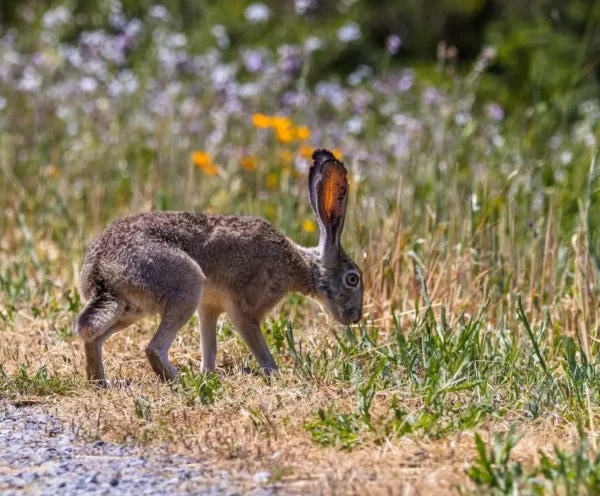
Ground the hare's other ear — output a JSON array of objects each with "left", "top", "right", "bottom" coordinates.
[{"left": 309, "top": 149, "right": 349, "bottom": 260}]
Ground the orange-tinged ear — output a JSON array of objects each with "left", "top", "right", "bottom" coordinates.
[{"left": 321, "top": 161, "right": 348, "bottom": 227}]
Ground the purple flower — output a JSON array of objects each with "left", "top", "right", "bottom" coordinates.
[
  {"left": 397, "top": 70, "right": 414, "bottom": 93},
  {"left": 386, "top": 34, "right": 401, "bottom": 55},
  {"left": 423, "top": 87, "right": 440, "bottom": 105},
  {"left": 243, "top": 50, "right": 263, "bottom": 73},
  {"left": 485, "top": 102, "right": 504, "bottom": 121}
]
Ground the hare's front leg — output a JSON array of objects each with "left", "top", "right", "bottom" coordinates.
[
  {"left": 229, "top": 312, "right": 278, "bottom": 375},
  {"left": 198, "top": 306, "right": 220, "bottom": 373}
]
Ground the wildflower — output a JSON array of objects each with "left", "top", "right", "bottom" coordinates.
[
  {"left": 299, "top": 145, "right": 313, "bottom": 158},
  {"left": 240, "top": 155, "right": 258, "bottom": 171},
  {"left": 252, "top": 113, "right": 271, "bottom": 128},
  {"left": 264, "top": 204, "right": 276, "bottom": 217},
  {"left": 277, "top": 149, "right": 294, "bottom": 163},
  {"left": 270, "top": 116, "right": 292, "bottom": 130},
  {"left": 337, "top": 23, "right": 361, "bottom": 43},
  {"left": 270, "top": 116, "right": 295, "bottom": 142},
  {"left": 243, "top": 50, "right": 263, "bottom": 73},
  {"left": 244, "top": 3, "right": 271, "bottom": 23},
  {"left": 45, "top": 165, "right": 60, "bottom": 179},
  {"left": 302, "top": 219, "right": 316, "bottom": 232},
  {"left": 560, "top": 150, "right": 573, "bottom": 165},
  {"left": 485, "top": 102, "right": 504, "bottom": 122},
  {"left": 192, "top": 151, "right": 211, "bottom": 168},
  {"left": 211, "top": 24, "right": 230, "bottom": 49},
  {"left": 266, "top": 173, "right": 278, "bottom": 189},
  {"left": 332, "top": 149, "right": 343, "bottom": 160},
  {"left": 296, "top": 126, "right": 311, "bottom": 140},
  {"left": 276, "top": 126, "right": 295, "bottom": 143},
  {"left": 203, "top": 164, "right": 219, "bottom": 176},
  {"left": 386, "top": 34, "right": 402, "bottom": 55}
]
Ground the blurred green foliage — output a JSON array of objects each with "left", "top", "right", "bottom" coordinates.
[{"left": 2, "top": 0, "right": 600, "bottom": 112}]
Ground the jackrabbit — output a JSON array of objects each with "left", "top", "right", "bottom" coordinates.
[{"left": 75, "top": 149, "right": 363, "bottom": 386}]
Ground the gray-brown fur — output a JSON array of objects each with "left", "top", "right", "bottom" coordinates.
[{"left": 75, "top": 149, "right": 363, "bottom": 386}]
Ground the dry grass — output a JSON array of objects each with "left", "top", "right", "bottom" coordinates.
[{"left": 2, "top": 210, "right": 599, "bottom": 493}]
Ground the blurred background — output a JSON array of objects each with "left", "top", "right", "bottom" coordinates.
[{"left": 2, "top": 0, "right": 600, "bottom": 113}]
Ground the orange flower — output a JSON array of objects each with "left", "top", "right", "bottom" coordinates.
[
  {"left": 276, "top": 126, "right": 295, "bottom": 143},
  {"left": 332, "top": 148, "right": 343, "bottom": 160},
  {"left": 203, "top": 164, "right": 219, "bottom": 176},
  {"left": 252, "top": 113, "right": 271, "bottom": 128},
  {"left": 296, "top": 126, "right": 311, "bottom": 140},
  {"left": 240, "top": 155, "right": 258, "bottom": 171},
  {"left": 192, "top": 151, "right": 211, "bottom": 168},
  {"left": 271, "top": 116, "right": 292, "bottom": 130},
  {"left": 277, "top": 149, "right": 294, "bottom": 163},
  {"left": 299, "top": 145, "right": 313, "bottom": 158}
]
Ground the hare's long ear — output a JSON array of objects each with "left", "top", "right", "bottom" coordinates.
[{"left": 309, "top": 149, "right": 348, "bottom": 261}]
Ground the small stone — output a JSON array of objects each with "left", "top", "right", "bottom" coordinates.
[
  {"left": 109, "top": 477, "right": 119, "bottom": 487},
  {"left": 253, "top": 471, "right": 270, "bottom": 484}
]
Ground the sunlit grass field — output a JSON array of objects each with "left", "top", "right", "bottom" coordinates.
[{"left": 3, "top": 5, "right": 600, "bottom": 494}]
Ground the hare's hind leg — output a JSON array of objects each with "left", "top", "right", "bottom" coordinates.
[
  {"left": 145, "top": 254, "right": 205, "bottom": 382},
  {"left": 76, "top": 295, "right": 127, "bottom": 387}
]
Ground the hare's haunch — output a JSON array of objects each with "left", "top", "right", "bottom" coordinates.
[{"left": 75, "top": 149, "right": 364, "bottom": 387}]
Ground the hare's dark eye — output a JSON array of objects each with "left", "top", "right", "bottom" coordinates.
[{"left": 344, "top": 270, "right": 360, "bottom": 288}]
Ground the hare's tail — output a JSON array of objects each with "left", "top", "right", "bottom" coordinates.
[{"left": 75, "top": 293, "right": 125, "bottom": 343}]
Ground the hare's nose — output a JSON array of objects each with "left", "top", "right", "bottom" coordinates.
[{"left": 350, "top": 310, "right": 362, "bottom": 324}]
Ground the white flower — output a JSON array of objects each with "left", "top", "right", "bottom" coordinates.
[
  {"left": 149, "top": 5, "right": 170, "bottom": 20},
  {"left": 42, "top": 6, "right": 72, "bottom": 30},
  {"left": 346, "top": 116, "right": 363, "bottom": 134},
  {"left": 560, "top": 150, "right": 573, "bottom": 165},
  {"left": 295, "top": 0, "right": 314, "bottom": 15},
  {"left": 244, "top": 3, "right": 271, "bottom": 24},
  {"left": 211, "top": 25, "right": 230, "bottom": 49},
  {"left": 18, "top": 67, "right": 42, "bottom": 92},
  {"left": 337, "top": 23, "right": 361, "bottom": 43},
  {"left": 455, "top": 112, "right": 472, "bottom": 126},
  {"left": 0, "top": 96, "right": 6, "bottom": 110},
  {"left": 166, "top": 33, "right": 187, "bottom": 48},
  {"left": 79, "top": 77, "right": 98, "bottom": 93},
  {"left": 304, "top": 36, "right": 322, "bottom": 53}
]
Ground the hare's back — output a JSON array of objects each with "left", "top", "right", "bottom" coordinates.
[{"left": 79, "top": 211, "right": 298, "bottom": 300}]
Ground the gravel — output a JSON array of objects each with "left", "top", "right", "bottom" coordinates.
[{"left": 0, "top": 403, "right": 281, "bottom": 495}]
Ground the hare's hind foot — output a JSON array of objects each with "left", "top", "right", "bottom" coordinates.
[{"left": 77, "top": 295, "right": 131, "bottom": 387}]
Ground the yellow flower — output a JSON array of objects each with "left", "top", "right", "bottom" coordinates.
[
  {"left": 266, "top": 173, "right": 278, "bottom": 189},
  {"left": 299, "top": 145, "right": 313, "bottom": 158},
  {"left": 332, "top": 148, "right": 343, "bottom": 160},
  {"left": 192, "top": 151, "right": 211, "bottom": 168},
  {"left": 277, "top": 149, "right": 293, "bottom": 163},
  {"left": 264, "top": 204, "right": 276, "bottom": 217},
  {"left": 240, "top": 155, "right": 258, "bottom": 171},
  {"left": 302, "top": 219, "right": 316, "bottom": 232},
  {"left": 296, "top": 126, "right": 311, "bottom": 140},
  {"left": 252, "top": 113, "right": 272, "bottom": 128},
  {"left": 45, "top": 164, "right": 60, "bottom": 179}
]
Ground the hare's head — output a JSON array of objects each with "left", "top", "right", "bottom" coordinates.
[{"left": 308, "top": 149, "right": 363, "bottom": 325}]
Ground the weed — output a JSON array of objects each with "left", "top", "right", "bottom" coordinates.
[{"left": 176, "top": 367, "right": 224, "bottom": 406}]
